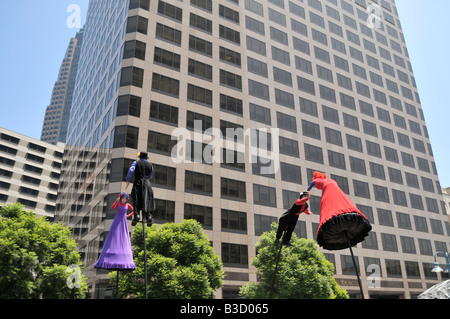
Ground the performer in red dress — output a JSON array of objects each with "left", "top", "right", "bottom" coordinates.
[{"left": 307, "top": 172, "right": 371, "bottom": 250}]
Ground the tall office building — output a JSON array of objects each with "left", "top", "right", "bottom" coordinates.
[
  {"left": 0, "top": 127, "right": 64, "bottom": 220},
  {"left": 56, "top": 0, "right": 450, "bottom": 298},
  {"left": 41, "top": 29, "right": 84, "bottom": 145}
]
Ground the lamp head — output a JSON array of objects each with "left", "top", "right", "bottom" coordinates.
[{"left": 431, "top": 262, "right": 444, "bottom": 273}]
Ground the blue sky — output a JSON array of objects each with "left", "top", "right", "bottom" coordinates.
[{"left": 0, "top": 1, "right": 449, "bottom": 187}]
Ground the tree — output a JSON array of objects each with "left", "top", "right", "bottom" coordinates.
[
  {"left": 240, "top": 223, "right": 348, "bottom": 299},
  {"left": 113, "top": 219, "right": 224, "bottom": 299},
  {"left": 0, "top": 203, "right": 87, "bottom": 299}
]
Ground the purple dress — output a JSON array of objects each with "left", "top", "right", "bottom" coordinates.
[{"left": 94, "top": 202, "right": 136, "bottom": 270}]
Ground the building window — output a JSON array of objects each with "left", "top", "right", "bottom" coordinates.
[
  {"left": 191, "top": 0, "right": 212, "bottom": 12},
  {"left": 219, "top": 25, "right": 240, "bottom": 44},
  {"left": 328, "top": 151, "right": 346, "bottom": 170},
  {"left": 221, "top": 243, "right": 248, "bottom": 267},
  {"left": 221, "top": 209, "right": 247, "bottom": 233},
  {"left": 220, "top": 94, "right": 243, "bottom": 115},
  {"left": 147, "top": 130, "right": 177, "bottom": 155},
  {"left": 279, "top": 136, "right": 299, "bottom": 158},
  {"left": 221, "top": 177, "right": 246, "bottom": 201},
  {"left": 158, "top": 1, "right": 183, "bottom": 22},
  {"left": 113, "top": 125, "right": 139, "bottom": 149},
  {"left": 156, "top": 23, "right": 182, "bottom": 45},
  {"left": 220, "top": 46, "right": 241, "bottom": 66},
  {"left": 186, "top": 111, "right": 212, "bottom": 132},
  {"left": 405, "top": 261, "right": 421, "bottom": 279},
  {"left": 185, "top": 171, "right": 212, "bottom": 195},
  {"left": 247, "top": 57, "right": 268, "bottom": 77},
  {"left": 381, "top": 233, "right": 398, "bottom": 252},
  {"left": 116, "top": 95, "right": 141, "bottom": 118},
  {"left": 153, "top": 164, "right": 176, "bottom": 189},
  {"left": 325, "top": 127, "right": 343, "bottom": 146},
  {"left": 254, "top": 214, "right": 277, "bottom": 236},
  {"left": 150, "top": 101, "right": 178, "bottom": 126},
  {"left": 187, "top": 84, "right": 212, "bottom": 106},
  {"left": 219, "top": 4, "right": 239, "bottom": 23},
  {"left": 220, "top": 70, "right": 242, "bottom": 90},
  {"left": 304, "top": 143, "right": 323, "bottom": 164},
  {"left": 353, "top": 180, "right": 370, "bottom": 199},
  {"left": 154, "top": 47, "right": 180, "bottom": 70},
  {"left": 129, "top": 0, "right": 150, "bottom": 10},
  {"left": 341, "top": 255, "right": 360, "bottom": 275},
  {"left": 126, "top": 16, "right": 148, "bottom": 34},
  {"left": 253, "top": 184, "right": 277, "bottom": 207},
  {"left": 276, "top": 111, "right": 296, "bottom": 133},
  {"left": 248, "top": 79, "right": 270, "bottom": 101},
  {"left": 120, "top": 66, "right": 144, "bottom": 88},
  {"left": 123, "top": 40, "right": 146, "bottom": 60},
  {"left": 385, "top": 259, "right": 402, "bottom": 278},
  {"left": 184, "top": 203, "right": 213, "bottom": 229},
  {"left": 250, "top": 103, "right": 271, "bottom": 125},
  {"left": 189, "top": 59, "right": 213, "bottom": 81},
  {"left": 154, "top": 199, "right": 175, "bottom": 222},
  {"left": 152, "top": 73, "right": 179, "bottom": 97}
]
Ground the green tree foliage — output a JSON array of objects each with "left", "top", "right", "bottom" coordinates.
[
  {"left": 240, "top": 223, "right": 348, "bottom": 299},
  {"left": 113, "top": 219, "right": 224, "bottom": 299},
  {"left": 0, "top": 203, "right": 87, "bottom": 299}
]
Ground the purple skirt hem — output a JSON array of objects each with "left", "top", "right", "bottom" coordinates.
[{"left": 94, "top": 262, "right": 136, "bottom": 270}]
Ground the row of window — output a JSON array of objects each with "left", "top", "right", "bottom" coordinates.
[
  {"left": 120, "top": 93, "right": 431, "bottom": 164},
  {"left": 0, "top": 133, "right": 64, "bottom": 158},
  {"left": 108, "top": 147, "right": 445, "bottom": 216},
  {"left": 152, "top": 194, "right": 449, "bottom": 237},
  {"left": 112, "top": 123, "right": 439, "bottom": 195}
]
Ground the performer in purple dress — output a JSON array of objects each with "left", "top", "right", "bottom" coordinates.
[{"left": 94, "top": 193, "right": 136, "bottom": 270}]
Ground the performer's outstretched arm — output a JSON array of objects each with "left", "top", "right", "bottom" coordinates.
[
  {"left": 127, "top": 204, "right": 134, "bottom": 218},
  {"left": 126, "top": 161, "right": 137, "bottom": 182}
]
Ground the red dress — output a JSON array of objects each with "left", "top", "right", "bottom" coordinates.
[{"left": 309, "top": 177, "right": 372, "bottom": 250}]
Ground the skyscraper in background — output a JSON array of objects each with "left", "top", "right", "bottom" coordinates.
[
  {"left": 41, "top": 29, "right": 84, "bottom": 145},
  {"left": 55, "top": 0, "right": 450, "bottom": 298}
]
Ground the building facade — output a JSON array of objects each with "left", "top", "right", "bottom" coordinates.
[
  {"left": 56, "top": 0, "right": 449, "bottom": 298},
  {"left": 442, "top": 187, "right": 450, "bottom": 224},
  {"left": 41, "top": 29, "right": 84, "bottom": 145},
  {"left": 0, "top": 127, "right": 64, "bottom": 220}
]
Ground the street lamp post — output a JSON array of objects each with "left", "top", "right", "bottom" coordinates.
[{"left": 431, "top": 251, "right": 450, "bottom": 274}]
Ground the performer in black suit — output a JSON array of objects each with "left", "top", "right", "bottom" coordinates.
[
  {"left": 275, "top": 192, "right": 311, "bottom": 245},
  {"left": 126, "top": 152, "right": 156, "bottom": 226}
]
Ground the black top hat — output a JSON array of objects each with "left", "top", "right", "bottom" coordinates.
[{"left": 137, "top": 152, "right": 148, "bottom": 159}]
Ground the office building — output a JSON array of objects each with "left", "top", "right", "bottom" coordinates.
[
  {"left": 55, "top": 0, "right": 450, "bottom": 298},
  {"left": 442, "top": 187, "right": 450, "bottom": 224},
  {"left": 41, "top": 29, "right": 84, "bottom": 145},
  {"left": 0, "top": 127, "right": 64, "bottom": 220}
]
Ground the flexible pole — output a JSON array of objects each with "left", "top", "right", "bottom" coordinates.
[
  {"left": 345, "top": 231, "right": 365, "bottom": 299},
  {"left": 143, "top": 215, "right": 148, "bottom": 299},
  {"left": 270, "top": 231, "right": 285, "bottom": 299},
  {"left": 115, "top": 271, "right": 119, "bottom": 299}
]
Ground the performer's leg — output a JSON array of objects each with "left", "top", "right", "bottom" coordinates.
[
  {"left": 282, "top": 224, "right": 295, "bottom": 245},
  {"left": 145, "top": 211, "right": 153, "bottom": 226},
  {"left": 275, "top": 220, "right": 287, "bottom": 243},
  {"left": 132, "top": 210, "right": 141, "bottom": 226}
]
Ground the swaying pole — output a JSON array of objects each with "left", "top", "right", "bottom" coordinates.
[
  {"left": 270, "top": 231, "right": 285, "bottom": 299},
  {"left": 142, "top": 218, "right": 148, "bottom": 299},
  {"left": 345, "top": 231, "right": 365, "bottom": 299}
]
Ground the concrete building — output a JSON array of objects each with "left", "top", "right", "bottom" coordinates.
[
  {"left": 41, "top": 29, "right": 84, "bottom": 145},
  {"left": 0, "top": 127, "right": 64, "bottom": 220},
  {"left": 55, "top": 0, "right": 449, "bottom": 298},
  {"left": 442, "top": 187, "right": 450, "bottom": 224}
]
